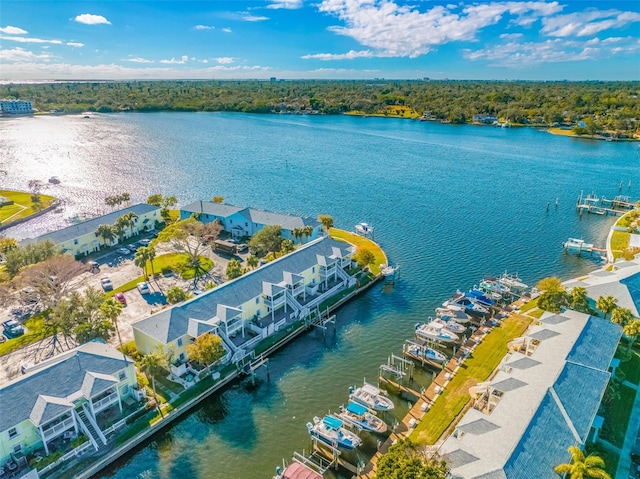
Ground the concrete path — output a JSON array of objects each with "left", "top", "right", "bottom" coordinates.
[{"left": 616, "top": 381, "right": 640, "bottom": 479}]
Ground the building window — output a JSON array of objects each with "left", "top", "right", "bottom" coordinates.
[
  {"left": 8, "top": 428, "right": 17, "bottom": 439},
  {"left": 119, "top": 371, "right": 126, "bottom": 381},
  {"left": 177, "top": 338, "right": 183, "bottom": 347},
  {"left": 312, "top": 267, "right": 315, "bottom": 273},
  {"left": 245, "top": 222, "right": 248, "bottom": 227},
  {"left": 13, "top": 444, "right": 21, "bottom": 454},
  {"left": 179, "top": 353, "right": 185, "bottom": 361},
  {"left": 255, "top": 297, "right": 259, "bottom": 304},
  {"left": 74, "top": 239, "right": 78, "bottom": 245}
]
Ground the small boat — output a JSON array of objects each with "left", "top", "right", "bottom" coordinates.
[
  {"left": 465, "top": 289, "right": 496, "bottom": 307},
  {"left": 443, "top": 293, "right": 489, "bottom": 318},
  {"left": 431, "top": 317, "right": 466, "bottom": 334},
  {"left": 406, "top": 341, "right": 447, "bottom": 363},
  {"left": 498, "top": 272, "right": 527, "bottom": 291},
  {"left": 415, "top": 321, "right": 459, "bottom": 343},
  {"left": 349, "top": 381, "right": 395, "bottom": 412},
  {"left": 435, "top": 307, "right": 471, "bottom": 324},
  {"left": 479, "top": 278, "right": 510, "bottom": 296},
  {"left": 306, "top": 415, "right": 362, "bottom": 450},
  {"left": 48, "top": 176, "right": 61, "bottom": 184},
  {"left": 336, "top": 402, "right": 387, "bottom": 434},
  {"left": 355, "top": 222, "right": 374, "bottom": 237},
  {"left": 274, "top": 461, "right": 323, "bottom": 479}
]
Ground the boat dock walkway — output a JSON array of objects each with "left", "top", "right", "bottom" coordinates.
[
  {"left": 576, "top": 192, "right": 636, "bottom": 217},
  {"left": 357, "top": 323, "right": 495, "bottom": 478}
]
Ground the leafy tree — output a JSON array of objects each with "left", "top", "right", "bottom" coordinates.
[
  {"left": 100, "top": 297, "right": 124, "bottom": 349},
  {"left": 376, "top": 438, "right": 448, "bottom": 479},
  {"left": 73, "top": 287, "right": 114, "bottom": 344},
  {"left": 157, "top": 218, "right": 213, "bottom": 280},
  {"left": 354, "top": 248, "right": 375, "bottom": 268},
  {"left": 318, "top": 214, "right": 334, "bottom": 231},
  {"left": 280, "top": 239, "right": 295, "bottom": 255},
  {"left": 139, "top": 348, "right": 168, "bottom": 417},
  {"left": 212, "top": 196, "right": 224, "bottom": 203},
  {"left": 4, "top": 240, "right": 59, "bottom": 277},
  {"left": 0, "top": 237, "right": 17, "bottom": 256},
  {"left": 249, "top": 225, "right": 282, "bottom": 256},
  {"left": 596, "top": 295, "right": 618, "bottom": 320},
  {"left": 553, "top": 446, "right": 610, "bottom": 479},
  {"left": 246, "top": 254, "right": 259, "bottom": 270},
  {"left": 96, "top": 224, "right": 116, "bottom": 248},
  {"left": 166, "top": 286, "right": 189, "bottom": 304},
  {"left": 186, "top": 333, "right": 226, "bottom": 377},
  {"left": 146, "top": 194, "right": 163, "bottom": 206},
  {"left": 570, "top": 286, "right": 590, "bottom": 313},
  {"left": 226, "top": 259, "right": 244, "bottom": 280},
  {"left": 27, "top": 179, "right": 44, "bottom": 209},
  {"left": 147, "top": 194, "right": 178, "bottom": 222},
  {"left": 536, "top": 276, "right": 570, "bottom": 313}
]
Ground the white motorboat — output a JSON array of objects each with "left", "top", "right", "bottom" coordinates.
[
  {"left": 336, "top": 402, "right": 387, "bottom": 434},
  {"left": 415, "top": 321, "right": 459, "bottom": 343},
  {"left": 349, "top": 381, "right": 395, "bottom": 412},
  {"left": 306, "top": 415, "right": 362, "bottom": 450}
]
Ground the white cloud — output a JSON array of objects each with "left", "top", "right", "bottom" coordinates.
[
  {"left": 0, "top": 47, "right": 52, "bottom": 62},
  {"left": 123, "top": 56, "right": 154, "bottom": 63},
  {"left": 500, "top": 33, "right": 522, "bottom": 40},
  {"left": 0, "top": 26, "right": 27, "bottom": 34},
  {"left": 74, "top": 14, "right": 111, "bottom": 25},
  {"left": 302, "top": 49, "right": 376, "bottom": 60},
  {"left": 222, "top": 27, "right": 232, "bottom": 33},
  {"left": 1, "top": 35, "right": 62, "bottom": 44},
  {"left": 267, "top": 0, "right": 303, "bottom": 9},
  {"left": 314, "top": 0, "right": 563, "bottom": 59},
  {"left": 67, "top": 42, "right": 84, "bottom": 47},
  {"left": 240, "top": 13, "right": 269, "bottom": 22},
  {"left": 160, "top": 55, "right": 189, "bottom": 64},
  {"left": 214, "top": 57, "right": 234, "bottom": 64},
  {"left": 194, "top": 25, "right": 214, "bottom": 30},
  {"left": 541, "top": 9, "right": 640, "bottom": 37}
]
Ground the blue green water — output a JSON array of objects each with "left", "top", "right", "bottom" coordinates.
[{"left": 1, "top": 113, "right": 638, "bottom": 479}]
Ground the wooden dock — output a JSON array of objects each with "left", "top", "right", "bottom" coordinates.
[{"left": 575, "top": 192, "right": 636, "bottom": 217}]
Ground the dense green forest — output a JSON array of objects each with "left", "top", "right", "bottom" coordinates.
[{"left": 2, "top": 80, "right": 639, "bottom": 134}]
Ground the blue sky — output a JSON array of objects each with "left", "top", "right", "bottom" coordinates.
[{"left": 1, "top": 0, "right": 639, "bottom": 81}]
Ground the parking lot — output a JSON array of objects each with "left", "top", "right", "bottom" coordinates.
[{"left": 0, "top": 236, "right": 247, "bottom": 384}]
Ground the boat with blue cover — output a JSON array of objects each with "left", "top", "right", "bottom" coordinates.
[
  {"left": 405, "top": 341, "right": 447, "bottom": 364},
  {"left": 306, "top": 415, "right": 362, "bottom": 450},
  {"left": 349, "top": 381, "right": 395, "bottom": 412},
  {"left": 336, "top": 402, "right": 387, "bottom": 434},
  {"left": 465, "top": 289, "right": 496, "bottom": 307}
]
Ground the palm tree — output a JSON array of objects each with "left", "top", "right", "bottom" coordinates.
[
  {"left": 114, "top": 217, "right": 128, "bottom": 244},
  {"left": 570, "top": 286, "right": 590, "bottom": 313},
  {"left": 123, "top": 212, "right": 138, "bottom": 237},
  {"left": 623, "top": 319, "right": 640, "bottom": 352},
  {"left": 139, "top": 349, "right": 168, "bottom": 418},
  {"left": 96, "top": 224, "right": 116, "bottom": 249},
  {"left": 302, "top": 225, "right": 314, "bottom": 243},
  {"left": 100, "top": 298, "right": 124, "bottom": 350},
  {"left": 318, "top": 214, "right": 334, "bottom": 232},
  {"left": 596, "top": 295, "right": 618, "bottom": 320},
  {"left": 611, "top": 307, "right": 633, "bottom": 327},
  {"left": 134, "top": 247, "right": 150, "bottom": 278},
  {"left": 292, "top": 227, "right": 304, "bottom": 244},
  {"left": 554, "top": 446, "right": 610, "bottom": 479},
  {"left": 246, "top": 254, "right": 259, "bottom": 270}
]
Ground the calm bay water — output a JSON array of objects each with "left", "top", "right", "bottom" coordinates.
[{"left": 1, "top": 113, "right": 639, "bottom": 479}]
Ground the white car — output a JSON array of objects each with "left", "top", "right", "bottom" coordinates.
[
  {"left": 116, "top": 247, "right": 131, "bottom": 255},
  {"left": 137, "top": 282, "right": 150, "bottom": 295},
  {"left": 138, "top": 239, "right": 151, "bottom": 247},
  {"left": 100, "top": 277, "right": 113, "bottom": 291}
]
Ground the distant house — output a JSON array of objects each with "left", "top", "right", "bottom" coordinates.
[
  {"left": 179, "top": 201, "right": 322, "bottom": 243},
  {"left": 0, "top": 99, "right": 34, "bottom": 115},
  {"left": 19, "top": 203, "right": 161, "bottom": 257},
  {"left": 0, "top": 342, "right": 137, "bottom": 468},
  {"left": 472, "top": 114, "right": 497, "bottom": 124},
  {"left": 132, "top": 236, "right": 355, "bottom": 380},
  {"left": 439, "top": 310, "right": 621, "bottom": 479}
]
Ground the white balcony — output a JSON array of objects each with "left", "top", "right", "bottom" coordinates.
[
  {"left": 92, "top": 391, "right": 120, "bottom": 414},
  {"left": 42, "top": 416, "right": 75, "bottom": 441}
]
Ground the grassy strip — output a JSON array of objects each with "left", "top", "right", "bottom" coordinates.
[
  {"left": 154, "top": 372, "right": 185, "bottom": 395},
  {"left": 518, "top": 297, "right": 539, "bottom": 313},
  {"left": 600, "top": 383, "right": 636, "bottom": 448},
  {"left": 547, "top": 128, "right": 579, "bottom": 137},
  {"left": 610, "top": 230, "right": 630, "bottom": 260},
  {"left": 0, "top": 189, "right": 56, "bottom": 225},
  {"left": 615, "top": 347, "right": 640, "bottom": 385},
  {"left": 528, "top": 308, "right": 544, "bottom": 319},
  {"left": 106, "top": 275, "right": 146, "bottom": 297},
  {"left": 0, "top": 313, "right": 47, "bottom": 356},
  {"left": 329, "top": 228, "right": 386, "bottom": 275},
  {"left": 411, "top": 313, "right": 532, "bottom": 445},
  {"left": 146, "top": 253, "right": 213, "bottom": 280}
]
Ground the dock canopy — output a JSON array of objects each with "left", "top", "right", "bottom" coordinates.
[{"left": 323, "top": 416, "right": 343, "bottom": 429}]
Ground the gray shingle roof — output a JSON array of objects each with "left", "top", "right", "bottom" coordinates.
[
  {"left": 30, "top": 395, "right": 74, "bottom": 427},
  {"left": 19, "top": 203, "right": 160, "bottom": 246},
  {"left": 180, "top": 201, "right": 244, "bottom": 217},
  {"left": 133, "top": 237, "right": 352, "bottom": 343},
  {"left": 566, "top": 316, "right": 622, "bottom": 371},
  {"left": 240, "top": 208, "right": 320, "bottom": 230},
  {"left": 0, "top": 342, "right": 131, "bottom": 433}
]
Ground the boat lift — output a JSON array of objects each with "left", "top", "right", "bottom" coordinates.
[{"left": 379, "top": 353, "right": 414, "bottom": 382}]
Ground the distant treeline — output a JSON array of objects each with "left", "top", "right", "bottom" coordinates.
[{"left": 2, "top": 80, "right": 639, "bottom": 131}]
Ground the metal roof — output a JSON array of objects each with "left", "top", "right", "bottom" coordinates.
[{"left": 180, "top": 201, "right": 244, "bottom": 217}]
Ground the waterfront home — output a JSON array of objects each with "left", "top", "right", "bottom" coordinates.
[
  {"left": 472, "top": 114, "right": 497, "bottom": 124},
  {"left": 439, "top": 310, "right": 621, "bottom": 479},
  {"left": 0, "top": 342, "right": 138, "bottom": 471},
  {"left": 132, "top": 237, "right": 356, "bottom": 380},
  {"left": 179, "top": 201, "right": 322, "bottom": 243},
  {"left": 0, "top": 99, "right": 34, "bottom": 115},
  {"left": 19, "top": 203, "right": 161, "bottom": 257}
]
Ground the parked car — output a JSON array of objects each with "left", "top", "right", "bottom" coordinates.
[
  {"left": 3, "top": 319, "right": 24, "bottom": 338},
  {"left": 114, "top": 292, "right": 127, "bottom": 306},
  {"left": 116, "top": 247, "right": 131, "bottom": 255},
  {"left": 88, "top": 260, "right": 100, "bottom": 271},
  {"left": 236, "top": 243, "right": 248, "bottom": 253},
  {"left": 128, "top": 243, "right": 139, "bottom": 252},
  {"left": 137, "top": 282, "right": 150, "bottom": 295},
  {"left": 101, "top": 277, "right": 113, "bottom": 291},
  {"left": 138, "top": 239, "right": 151, "bottom": 247},
  {"left": 19, "top": 287, "right": 39, "bottom": 304}
]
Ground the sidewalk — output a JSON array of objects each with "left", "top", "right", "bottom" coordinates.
[{"left": 616, "top": 381, "right": 640, "bottom": 479}]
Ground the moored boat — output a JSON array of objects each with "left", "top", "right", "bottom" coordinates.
[
  {"left": 406, "top": 341, "right": 447, "bottom": 363},
  {"left": 415, "top": 321, "right": 459, "bottom": 343},
  {"left": 306, "top": 415, "right": 362, "bottom": 450},
  {"left": 355, "top": 222, "right": 374, "bottom": 237},
  {"left": 349, "top": 381, "right": 395, "bottom": 412},
  {"left": 274, "top": 461, "right": 323, "bottom": 479},
  {"left": 435, "top": 307, "right": 471, "bottom": 324},
  {"left": 465, "top": 289, "right": 496, "bottom": 307},
  {"left": 431, "top": 317, "right": 466, "bottom": 334},
  {"left": 336, "top": 402, "right": 387, "bottom": 434},
  {"left": 48, "top": 176, "right": 61, "bottom": 184},
  {"left": 498, "top": 271, "right": 527, "bottom": 291}
]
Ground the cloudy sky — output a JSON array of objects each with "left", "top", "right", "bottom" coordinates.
[{"left": 1, "top": 0, "right": 639, "bottom": 81}]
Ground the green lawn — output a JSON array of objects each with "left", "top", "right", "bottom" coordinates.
[
  {"left": 518, "top": 297, "right": 539, "bottom": 313},
  {"left": 610, "top": 230, "right": 630, "bottom": 260},
  {"left": 600, "top": 383, "right": 636, "bottom": 448},
  {"left": 148, "top": 253, "right": 213, "bottom": 280},
  {"left": 329, "top": 228, "right": 386, "bottom": 275},
  {"left": 615, "top": 347, "right": 640, "bottom": 385},
  {"left": 0, "top": 313, "right": 47, "bottom": 356},
  {"left": 0, "top": 189, "right": 56, "bottom": 225},
  {"left": 411, "top": 314, "right": 532, "bottom": 445}
]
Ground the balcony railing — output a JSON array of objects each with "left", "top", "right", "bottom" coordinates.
[
  {"left": 42, "top": 417, "right": 75, "bottom": 441},
  {"left": 93, "top": 391, "right": 119, "bottom": 414}
]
